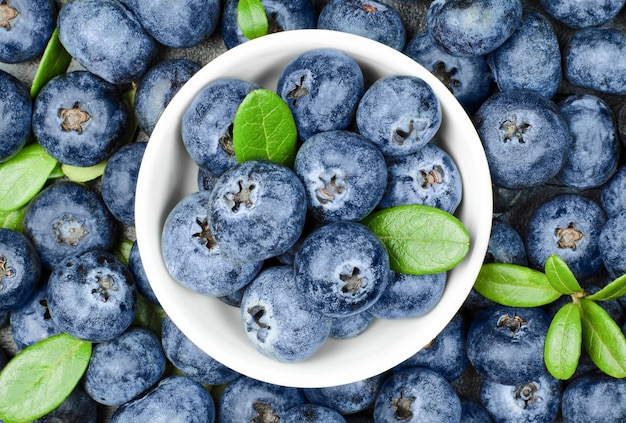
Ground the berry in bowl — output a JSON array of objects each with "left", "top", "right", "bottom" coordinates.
[{"left": 135, "top": 29, "right": 492, "bottom": 388}]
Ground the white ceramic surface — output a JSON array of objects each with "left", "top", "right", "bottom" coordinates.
[{"left": 135, "top": 29, "right": 492, "bottom": 388}]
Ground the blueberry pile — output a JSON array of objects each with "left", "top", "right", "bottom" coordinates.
[{"left": 2, "top": 0, "right": 626, "bottom": 422}]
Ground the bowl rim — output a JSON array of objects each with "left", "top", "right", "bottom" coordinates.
[{"left": 135, "top": 29, "right": 493, "bottom": 388}]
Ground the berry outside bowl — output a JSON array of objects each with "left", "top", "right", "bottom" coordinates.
[{"left": 135, "top": 29, "right": 493, "bottom": 388}]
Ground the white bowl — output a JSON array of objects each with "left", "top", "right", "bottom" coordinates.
[{"left": 135, "top": 29, "right": 492, "bottom": 388}]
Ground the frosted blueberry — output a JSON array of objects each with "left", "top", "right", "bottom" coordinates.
[
  {"left": 526, "top": 194, "right": 607, "bottom": 278},
  {"left": 379, "top": 143, "right": 463, "bottom": 214},
  {"left": 487, "top": 11, "right": 561, "bottom": 99},
  {"left": 556, "top": 94, "right": 620, "bottom": 189},
  {"left": 304, "top": 373, "right": 385, "bottom": 415},
  {"left": 162, "top": 190, "right": 262, "bottom": 297},
  {"left": 561, "top": 372, "right": 626, "bottom": 422},
  {"left": 599, "top": 212, "right": 626, "bottom": 280},
  {"left": 403, "top": 29, "right": 492, "bottom": 114},
  {"left": 473, "top": 89, "right": 570, "bottom": 189},
  {"left": 9, "top": 285, "right": 61, "bottom": 350},
  {"left": 0, "top": 228, "right": 40, "bottom": 312},
  {"left": 539, "top": 0, "right": 626, "bottom": 28},
  {"left": 564, "top": 27, "right": 626, "bottom": 95},
  {"left": 356, "top": 74, "right": 441, "bottom": 156},
  {"left": 208, "top": 160, "right": 307, "bottom": 262},
  {"left": 277, "top": 48, "right": 364, "bottom": 141},
  {"left": 241, "top": 266, "right": 331, "bottom": 362},
  {"left": 294, "top": 222, "right": 390, "bottom": 317},
  {"left": 0, "top": 0, "right": 56, "bottom": 63},
  {"left": 294, "top": 130, "right": 387, "bottom": 223},
  {"left": 601, "top": 164, "right": 626, "bottom": 218},
  {"left": 0, "top": 69, "right": 32, "bottom": 162}
]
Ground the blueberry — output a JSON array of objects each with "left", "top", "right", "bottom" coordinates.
[
  {"left": 561, "top": 371, "right": 626, "bottom": 422},
  {"left": 10, "top": 285, "right": 61, "bottom": 350},
  {"left": 294, "top": 222, "right": 390, "bottom": 317},
  {"left": 128, "top": 241, "right": 159, "bottom": 305},
  {"left": 0, "top": 228, "right": 40, "bottom": 311},
  {"left": 466, "top": 305, "right": 551, "bottom": 386},
  {"left": 601, "top": 164, "right": 626, "bottom": 218},
  {"left": 33, "top": 385, "right": 98, "bottom": 423},
  {"left": 57, "top": 0, "right": 156, "bottom": 84},
  {"left": 218, "top": 375, "right": 307, "bottom": 423},
  {"left": 221, "top": 0, "right": 317, "bottom": 50},
  {"left": 403, "top": 29, "right": 492, "bottom": 114},
  {"left": 393, "top": 313, "right": 468, "bottom": 381},
  {"left": 282, "top": 403, "right": 347, "bottom": 423},
  {"left": 473, "top": 89, "right": 570, "bottom": 190},
  {"left": 277, "top": 48, "right": 364, "bottom": 141},
  {"left": 124, "top": 0, "right": 220, "bottom": 48},
  {"left": 556, "top": 94, "right": 620, "bottom": 189},
  {"left": 328, "top": 310, "right": 374, "bottom": 339},
  {"left": 564, "top": 27, "right": 626, "bottom": 95},
  {"left": 379, "top": 142, "right": 463, "bottom": 214},
  {"left": 83, "top": 327, "right": 165, "bottom": 406},
  {"left": 46, "top": 250, "right": 137, "bottom": 343},
  {"left": 356, "top": 74, "right": 441, "bottom": 157},
  {"left": 208, "top": 160, "right": 307, "bottom": 262},
  {"left": 161, "top": 315, "right": 240, "bottom": 385},
  {"left": 22, "top": 181, "right": 117, "bottom": 269},
  {"left": 368, "top": 270, "right": 446, "bottom": 320},
  {"left": 480, "top": 374, "right": 562, "bottom": 423},
  {"left": 460, "top": 398, "right": 494, "bottom": 423},
  {"left": 293, "top": 130, "right": 387, "bottom": 223},
  {"left": 426, "top": 0, "right": 523, "bottom": 57},
  {"left": 32, "top": 70, "right": 130, "bottom": 167},
  {"left": 486, "top": 11, "right": 561, "bottom": 99},
  {"left": 539, "top": 0, "right": 626, "bottom": 28},
  {"left": 526, "top": 193, "right": 607, "bottom": 278},
  {"left": 162, "top": 190, "right": 262, "bottom": 296},
  {"left": 599, "top": 212, "right": 626, "bottom": 280},
  {"left": 111, "top": 376, "right": 216, "bottom": 423},
  {"left": 485, "top": 219, "right": 528, "bottom": 265},
  {"left": 373, "top": 367, "right": 462, "bottom": 422},
  {"left": 134, "top": 59, "right": 201, "bottom": 136},
  {"left": 181, "top": 78, "right": 260, "bottom": 175},
  {"left": 0, "top": 69, "right": 31, "bottom": 162},
  {"left": 0, "top": 0, "right": 56, "bottom": 63},
  {"left": 317, "top": 0, "right": 406, "bottom": 51},
  {"left": 241, "top": 266, "right": 331, "bottom": 362},
  {"left": 304, "top": 373, "right": 385, "bottom": 415},
  {"left": 101, "top": 141, "right": 146, "bottom": 225}
]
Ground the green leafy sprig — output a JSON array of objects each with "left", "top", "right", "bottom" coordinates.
[
  {"left": 237, "top": 0, "right": 268, "bottom": 40},
  {"left": 474, "top": 254, "right": 626, "bottom": 380}
]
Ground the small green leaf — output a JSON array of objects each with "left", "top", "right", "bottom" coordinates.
[
  {"left": 544, "top": 254, "right": 582, "bottom": 295},
  {"left": 132, "top": 295, "right": 167, "bottom": 337},
  {"left": 237, "top": 0, "right": 269, "bottom": 40},
  {"left": 544, "top": 302, "right": 582, "bottom": 380},
  {"left": 61, "top": 160, "right": 108, "bottom": 183},
  {"left": 473, "top": 263, "right": 562, "bottom": 307},
  {"left": 47, "top": 162, "right": 65, "bottom": 179},
  {"left": 362, "top": 204, "right": 470, "bottom": 275},
  {"left": 586, "top": 273, "right": 626, "bottom": 301},
  {"left": 0, "top": 143, "right": 58, "bottom": 212},
  {"left": 0, "top": 333, "right": 91, "bottom": 423},
  {"left": 579, "top": 298, "right": 626, "bottom": 378},
  {"left": 0, "top": 207, "right": 25, "bottom": 231},
  {"left": 30, "top": 29, "right": 72, "bottom": 98},
  {"left": 232, "top": 88, "right": 298, "bottom": 167}
]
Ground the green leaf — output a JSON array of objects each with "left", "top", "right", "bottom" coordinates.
[
  {"left": 0, "top": 207, "right": 25, "bottom": 231},
  {"left": 544, "top": 254, "right": 582, "bottom": 295},
  {"left": 0, "top": 143, "right": 58, "bottom": 212},
  {"left": 61, "top": 160, "right": 108, "bottom": 183},
  {"left": 579, "top": 298, "right": 626, "bottom": 378},
  {"left": 237, "top": 0, "right": 268, "bottom": 40},
  {"left": 362, "top": 204, "right": 470, "bottom": 275},
  {"left": 473, "top": 263, "right": 562, "bottom": 307},
  {"left": 0, "top": 333, "right": 91, "bottom": 423},
  {"left": 114, "top": 238, "right": 134, "bottom": 265},
  {"left": 47, "top": 162, "right": 65, "bottom": 179},
  {"left": 30, "top": 29, "right": 72, "bottom": 98},
  {"left": 544, "top": 302, "right": 582, "bottom": 380},
  {"left": 586, "top": 273, "right": 626, "bottom": 301},
  {"left": 132, "top": 294, "right": 167, "bottom": 337},
  {"left": 232, "top": 88, "right": 298, "bottom": 167}
]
